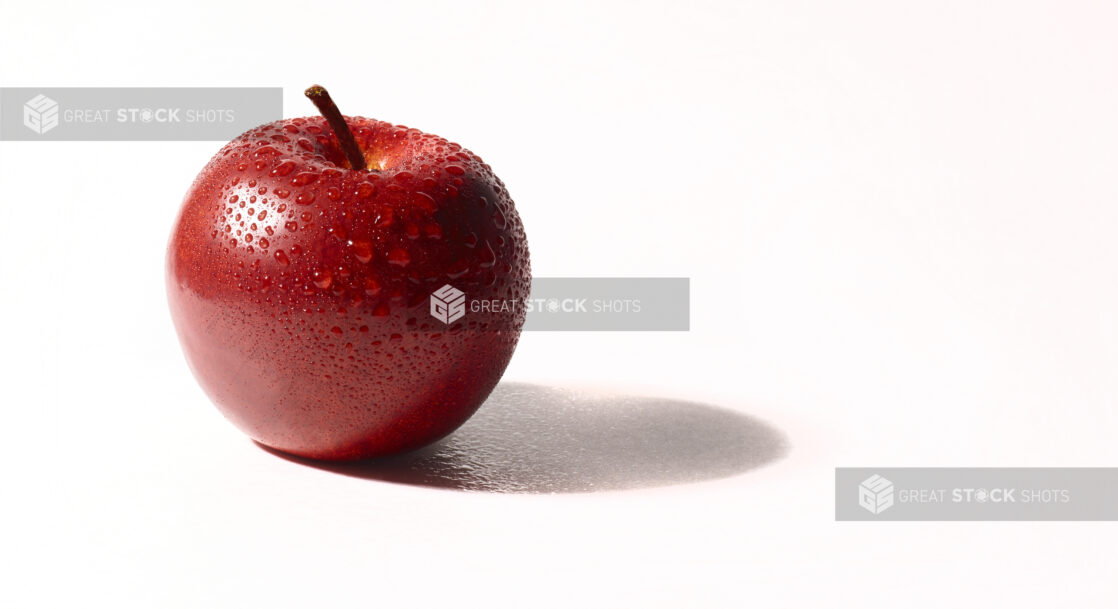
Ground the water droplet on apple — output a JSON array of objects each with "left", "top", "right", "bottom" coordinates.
[
  {"left": 274, "top": 250, "right": 290, "bottom": 265},
  {"left": 387, "top": 249, "right": 411, "bottom": 267},
  {"left": 478, "top": 241, "right": 496, "bottom": 268},
  {"left": 374, "top": 208, "right": 394, "bottom": 227},
  {"left": 312, "top": 268, "right": 333, "bottom": 289},
  {"left": 351, "top": 238, "right": 373, "bottom": 263},
  {"left": 445, "top": 165, "right": 465, "bottom": 175},
  {"left": 412, "top": 191, "right": 436, "bottom": 212},
  {"left": 446, "top": 259, "right": 469, "bottom": 279},
  {"left": 291, "top": 172, "right": 319, "bottom": 186},
  {"left": 271, "top": 160, "right": 296, "bottom": 177}
]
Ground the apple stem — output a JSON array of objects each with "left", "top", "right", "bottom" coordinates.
[{"left": 304, "top": 85, "right": 368, "bottom": 172}]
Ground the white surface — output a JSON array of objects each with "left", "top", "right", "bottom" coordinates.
[{"left": 2, "top": 1, "right": 1117, "bottom": 606}]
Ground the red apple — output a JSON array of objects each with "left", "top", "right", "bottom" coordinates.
[{"left": 167, "top": 86, "right": 530, "bottom": 460}]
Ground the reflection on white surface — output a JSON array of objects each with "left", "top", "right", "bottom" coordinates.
[{"left": 264, "top": 382, "right": 789, "bottom": 493}]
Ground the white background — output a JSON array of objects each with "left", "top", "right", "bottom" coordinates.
[{"left": 2, "top": 1, "right": 1117, "bottom": 606}]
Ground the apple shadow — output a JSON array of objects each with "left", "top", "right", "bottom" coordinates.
[{"left": 260, "top": 382, "right": 790, "bottom": 493}]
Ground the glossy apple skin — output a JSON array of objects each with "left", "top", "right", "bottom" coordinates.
[{"left": 167, "top": 116, "right": 530, "bottom": 460}]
